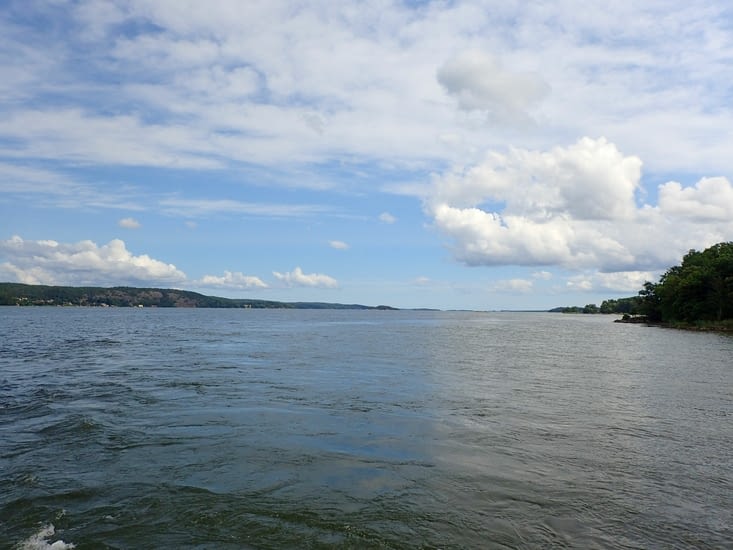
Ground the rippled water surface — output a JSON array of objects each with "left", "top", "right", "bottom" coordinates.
[{"left": 1, "top": 308, "right": 731, "bottom": 549}]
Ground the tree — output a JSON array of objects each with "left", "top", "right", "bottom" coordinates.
[
  {"left": 637, "top": 281, "right": 662, "bottom": 322},
  {"left": 600, "top": 297, "right": 641, "bottom": 314},
  {"left": 643, "top": 242, "right": 733, "bottom": 323}
]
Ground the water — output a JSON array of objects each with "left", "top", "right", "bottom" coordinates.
[{"left": 1, "top": 307, "right": 731, "bottom": 549}]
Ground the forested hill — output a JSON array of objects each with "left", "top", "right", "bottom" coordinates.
[{"left": 0, "top": 283, "right": 397, "bottom": 310}]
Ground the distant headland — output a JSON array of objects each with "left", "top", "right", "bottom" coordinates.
[{"left": 0, "top": 283, "right": 398, "bottom": 310}]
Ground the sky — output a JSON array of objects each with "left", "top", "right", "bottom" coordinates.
[{"left": 1, "top": 0, "right": 733, "bottom": 310}]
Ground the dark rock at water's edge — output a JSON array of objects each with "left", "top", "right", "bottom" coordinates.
[
  {"left": 614, "top": 314, "right": 649, "bottom": 324},
  {"left": 0, "top": 282, "right": 399, "bottom": 310},
  {"left": 613, "top": 312, "right": 733, "bottom": 332}
]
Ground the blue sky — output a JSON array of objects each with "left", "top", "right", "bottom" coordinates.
[{"left": 2, "top": 1, "right": 733, "bottom": 310}]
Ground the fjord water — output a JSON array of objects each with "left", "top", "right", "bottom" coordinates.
[{"left": 1, "top": 308, "right": 731, "bottom": 549}]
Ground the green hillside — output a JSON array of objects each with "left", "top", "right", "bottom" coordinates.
[{"left": 0, "top": 283, "right": 396, "bottom": 310}]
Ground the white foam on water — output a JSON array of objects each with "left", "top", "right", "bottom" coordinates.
[{"left": 16, "top": 524, "right": 75, "bottom": 550}]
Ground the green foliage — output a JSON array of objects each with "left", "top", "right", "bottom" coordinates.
[
  {"left": 553, "top": 243, "right": 733, "bottom": 326},
  {"left": 553, "top": 297, "right": 642, "bottom": 315},
  {"left": 638, "top": 242, "right": 733, "bottom": 324},
  {"left": 550, "top": 306, "right": 582, "bottom": 313},
  {"left": 599, "top": 297, "right": 642, "bottom": 314},
  {"left": 637, "top": 281, "right": 662, "bottom": 322}
]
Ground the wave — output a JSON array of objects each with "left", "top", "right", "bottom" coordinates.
[{"left": 15, "top": 524, "right": 75, "bottom": 550}]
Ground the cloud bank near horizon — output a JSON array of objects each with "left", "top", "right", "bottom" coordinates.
[
  {"left": 0, "top": 236, "right": 186, "bottom": 287},
  {"left": 0, "top": 236, "right": 280, "bottom": 292}
]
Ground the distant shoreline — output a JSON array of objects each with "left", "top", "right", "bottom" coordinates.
[{"left": 0, "top": 282, "right": 398, "bottom": 310}]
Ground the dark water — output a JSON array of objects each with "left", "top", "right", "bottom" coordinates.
[{"left": 1, "top": 308, "right": 731, "bottom": 549}]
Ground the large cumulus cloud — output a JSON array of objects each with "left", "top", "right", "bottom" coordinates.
[{"left": 425, "top": 137, "right": 733, "bottom": 273}]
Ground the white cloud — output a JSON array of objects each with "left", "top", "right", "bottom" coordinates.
[
  {"left": 437, "top": 50, "right": 549, "bottom": 124},
  {"left": 272, "top": 267, "right": 338, "bottom": 288},
  {"left": 425, "top": 137, "right": 733, "bottom": 273},
  {"left": 118, "top": 217, "right": 141, "bottom": 229},
  {"left": 1, "top": 1, "right": 732, "bottom": 178},
  {"left": 0, "top": 0, "right": 731, "bottom": 196},
  {"left": 177, "top": 66, "right": 260, "bottom": 101},
  {"left": 658, "top": 177, "right": 733, "bottom": 221},
  {"left": 429, "top": 137, "right": 642, "bottom": 220},
  {"left": 73, "top": 0, "right": 128, "bottom": 40},
  {"left": 491, "top": 279, "right": 534, "bottom": 294},
  {"left": 197, "top": 270, "right": 267, "bottom": 290},
  {"left": 532, "top": 271, "right": 553, "bottom": 280},
  {"left": 595, "top": 271, "right": 658, "bottom": 293},
  {"left": 566, "top": 271, "right": 657, "bottom": 294},
  {"left": 0, "top": 161, "right": 145, "bottom": 211},
  {"left": 0, "top": 235, "right": 186, "bottom": 286},
  {"left": 329, "top": 240, "right": 349, "bottom": 250},
  {"left": 159, "top": 197, "right": 329, "bottom": 218},
  {"left": 1, "top": 108, "right": 222, "bottom": 169},
  {"left": 0, "top": 162, "right": 75, "bottom": 195},
  {"left": 379, "top": 212, "right": 397, "bottom": 224},
  {"left": 565, "top": 278, "right": 594, "bottom": 292}
]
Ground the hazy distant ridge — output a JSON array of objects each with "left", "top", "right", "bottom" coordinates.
[{"left": 0, "top": 283, "right": 397, "bottom": 310}]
